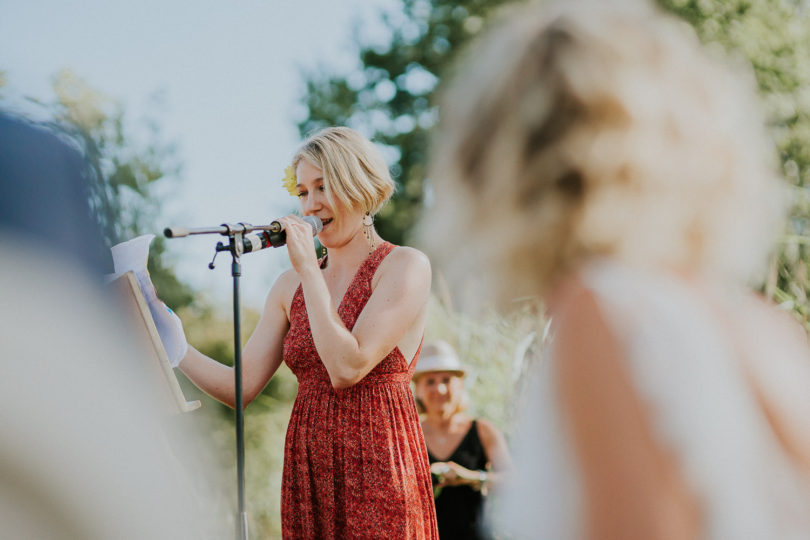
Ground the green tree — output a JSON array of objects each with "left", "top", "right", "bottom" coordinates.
[
  {"left": 297, "top": 0, "right": 517, "bottom": 245},
  {"left": 43, "top": 69, "right": 194, "bottom": 308}
]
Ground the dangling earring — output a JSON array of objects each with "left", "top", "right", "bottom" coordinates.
[{"left": 363, "top": 213, "right": 375, "bottom": 255}]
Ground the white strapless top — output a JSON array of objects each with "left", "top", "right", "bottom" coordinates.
[{"left": 493, "top": 260, "right": 810, "bottom": 540}]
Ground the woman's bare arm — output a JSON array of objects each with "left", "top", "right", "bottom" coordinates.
[
  {"left": 178, "top": 269, "right": 296, "bottom": 408},
  {"left": 298, "top": 247, "right": 431, "bottom": 389},
  {"left": 476, "top": 418, "right": 512, "bottom": 486},
  {"left": 554, "top": 279, "right": 700, "bottom": 540}
]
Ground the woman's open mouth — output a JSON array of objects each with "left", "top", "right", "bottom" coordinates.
[{"left": 320, "top": 218, "right": 333, "bottom": 229}]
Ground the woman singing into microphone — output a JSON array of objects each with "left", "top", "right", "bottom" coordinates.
[{"left": 174, "top": 127, "right": 438, "bottom": 538}]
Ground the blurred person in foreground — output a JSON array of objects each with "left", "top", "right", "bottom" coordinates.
[
  {"left": 0, "top": 111, "right": 219, "bottom": 539},
  {"left": 412, "top": 340, "right": 511, "bottom": 540},
  {"left": 165, "top": 126, "right": 438, "bottom": 538},
  {"left": 420, "top": 1, "right": 810, "bottom": 539}
]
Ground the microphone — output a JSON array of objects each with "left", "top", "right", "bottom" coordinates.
[{"left": 241, "top": 215, "right": 322, "bottom": 253}]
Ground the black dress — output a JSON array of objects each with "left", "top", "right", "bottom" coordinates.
[{"left": 427, "top": 420, "right": 491, "bottom": 540}]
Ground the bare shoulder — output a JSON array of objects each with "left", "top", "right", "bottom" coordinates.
[
  {"left": 374, "top": 245, "right": 431, "bottom": 287},
  {"left": 265, "top": 267, "right": 301, "bottom": 315},
  {"left": 387, "top": 245, "right": 431, "bottom": 271}
]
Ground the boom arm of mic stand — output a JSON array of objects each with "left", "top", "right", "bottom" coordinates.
[
  {"left": 164, "top": 222, "right": 282, "bottom": 239},
  {"left": 164, "top": 225, "right": 227, "bottom": 238}
]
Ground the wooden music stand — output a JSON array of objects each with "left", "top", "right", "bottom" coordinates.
[{"left": 110, "top": 271, "right": 201, "bottom": 413}]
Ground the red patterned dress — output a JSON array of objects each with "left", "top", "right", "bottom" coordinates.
[{"left": 281, "top": 242, "right": 439, "bottom": 539}]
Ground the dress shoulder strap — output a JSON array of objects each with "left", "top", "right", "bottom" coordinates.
[
  {"left": 357, "top": 241, "right": 396, "bottom": 285},
  {"left": 407, "top": 335, "right": 424, "bottom": 375}
]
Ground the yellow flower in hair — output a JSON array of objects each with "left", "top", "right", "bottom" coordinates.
[{"left": 282, "top": 165, "right": 298, "bottom": 197}]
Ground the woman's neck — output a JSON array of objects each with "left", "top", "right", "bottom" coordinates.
[
  {"left": 425, "top": 410, "right": 468, "bottom": 430},
  {"left": 323, "top": 228, "right": 383, "bottom": 276}
]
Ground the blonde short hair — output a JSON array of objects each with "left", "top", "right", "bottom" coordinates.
[
  {"left": 421, "top": 0, "right": 786, "bottom": 301},
  {"left": 293, "top": 126, "right": 395, "bottom": 215}
]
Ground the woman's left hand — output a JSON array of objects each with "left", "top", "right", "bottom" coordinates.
[{"left": 276, "top": 215, "right": 320, "bottom": 275}]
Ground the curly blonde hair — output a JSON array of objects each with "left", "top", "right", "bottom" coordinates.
[
  {"left": 293, "top": 126, "right": 395, "bottom": 216},
  {"left": 421, "top": 0, "right": 785, "bottom": 302}
]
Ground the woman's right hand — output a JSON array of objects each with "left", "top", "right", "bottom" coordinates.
[{"left": 276, "top": 215, "right": 320, "bottom": 277}]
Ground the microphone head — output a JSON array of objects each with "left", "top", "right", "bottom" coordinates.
[{"left": 303, "top": 215, "right": 323, "bottom": 234}]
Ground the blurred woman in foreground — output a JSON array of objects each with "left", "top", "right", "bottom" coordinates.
[
  {"left": 421, "top": 1, "right": 810, "bottom": 538},
  {"left": 412, "top": 341, "right": 511, "bottom": 539}
]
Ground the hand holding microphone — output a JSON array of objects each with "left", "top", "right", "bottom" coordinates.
[
  {"left": 274, "top": 215, "right": 325, "bottom": 274},
  {"left": 240, "top": 215, "right": 322, "bottom": 254}
]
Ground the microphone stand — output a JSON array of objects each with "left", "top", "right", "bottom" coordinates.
[{"left": 164, "top": 221, "right": 278, "bottom": 540}]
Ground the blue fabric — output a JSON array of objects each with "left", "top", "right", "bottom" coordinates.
[{"left": 0, "top": 111, "right": 111, "bottom": 274}]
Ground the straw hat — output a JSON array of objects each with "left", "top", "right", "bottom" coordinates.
[{"left": 413, "top": 340, "right": 465, "bottom": 378}]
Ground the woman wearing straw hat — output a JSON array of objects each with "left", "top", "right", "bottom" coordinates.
[{"left": 412, "top": 341, "right": 512, "bottom": 539}]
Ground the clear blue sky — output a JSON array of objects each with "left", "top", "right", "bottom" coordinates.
[{"left": 1, "top": 0, "right": 398, "bottom": 308}]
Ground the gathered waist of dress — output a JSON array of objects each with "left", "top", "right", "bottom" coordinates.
[{"left": 297, "top": 372, "right": 412, "bottom": 393}]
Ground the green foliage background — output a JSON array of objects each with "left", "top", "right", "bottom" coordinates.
[{"left": 298, "top": 0, "right": 521, "bottom": 246}]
